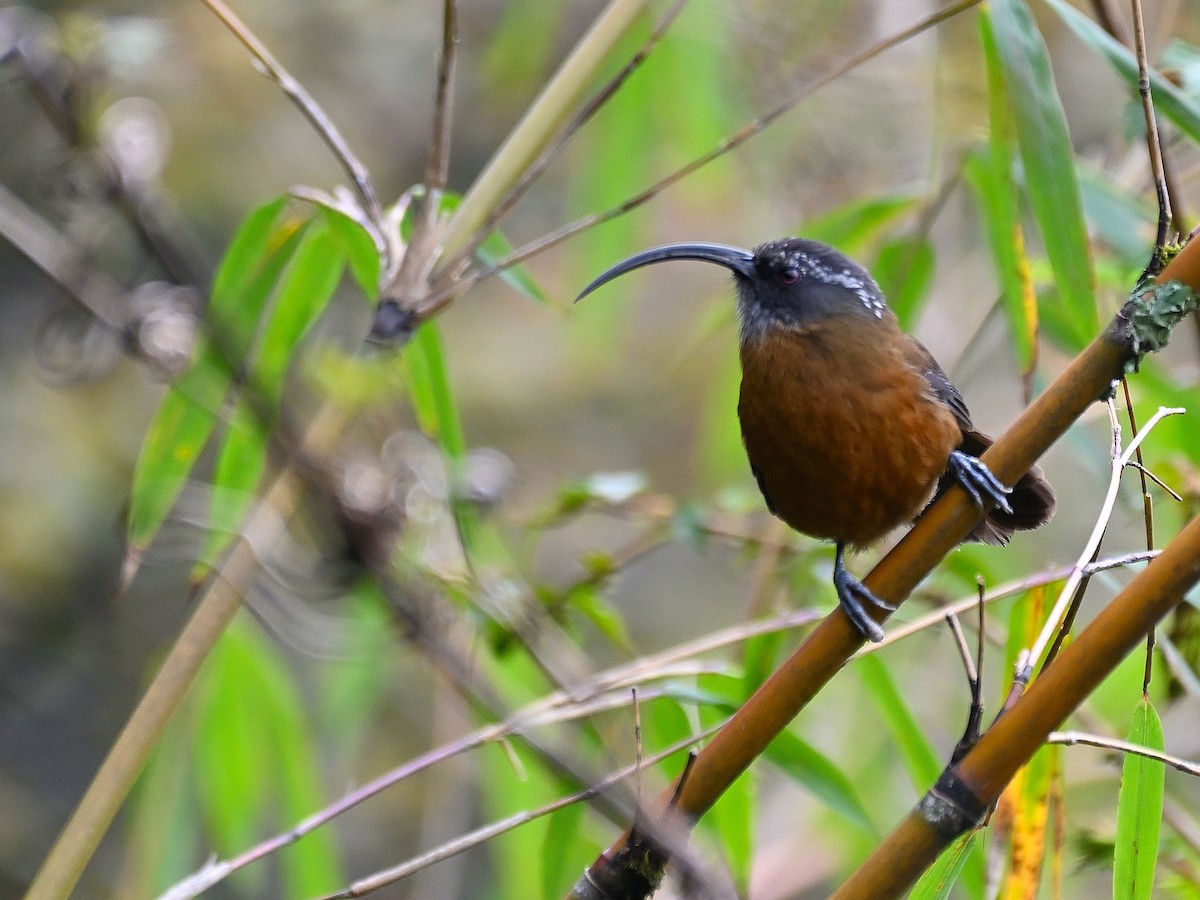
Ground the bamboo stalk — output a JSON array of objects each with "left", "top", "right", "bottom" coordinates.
[
  {"left": 830, "top": 509, "right": 1200, "bottom": 899},
  {"left": 567, "top": 212, "right": 1200, "bottom": 900}
]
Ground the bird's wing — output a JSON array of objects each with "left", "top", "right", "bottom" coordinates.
[{"left": 903, "top": 339, "right": 973, "bottom": 429}]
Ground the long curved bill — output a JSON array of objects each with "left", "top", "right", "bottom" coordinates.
[{"left": 576, "top": 242, "right": 756, "bottom": 301}]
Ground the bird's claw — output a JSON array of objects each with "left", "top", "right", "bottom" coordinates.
[
  {"left": 833, "top": 557, "right": 892, "bottom": 643},
  {"left": 948, "top": 450, "right": 1013, "bottom": 515}
]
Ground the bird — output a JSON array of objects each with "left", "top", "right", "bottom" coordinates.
[{"left": 578, "top": 237, "right": 1056, "bottom": 642}]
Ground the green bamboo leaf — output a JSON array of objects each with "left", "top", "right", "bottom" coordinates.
[
  {"left": 540, "top": 802, "right": 594, "bottom": 900},
  {"left": 990, "top": 0, "right": 1097, "bottom": 346},
  {"left": 404, "top": 320, "right": 466, "bottom": 459},
  {"left": 872, "top": 235, "right": 935, "bottom": 332},
  {"left": 910, "top": 832, "right": 977, "bottom": 900},
  {"left": 1114, "top": 696, "right": 1165, "bottom": 900},
  {"left": 125, "top": 202, "right": 308, "bottom": 557},
  {"left": 564, "top": 583, "right": 633, "bottom": 653},
  {"left": 322, "top": 205, "right": 381, "bottom": 301},
  {"left": 195, "top": 401, "right": 269, "bottom": 577},
  {"left": 482, "top": 739, "right": 553, "bottom": 900},
  {"left": 254, "top": 220, "right": 346, "bottom": 403},
  {"left": 262, "top": 642, "right": 344, "bottom": 895},
  {"left": 478, "top": 229, "right": 550, "bottom": 306},
  {"left": 972, "top": 9, "right": 1038, "bottom": 371},
  {"left": 1046, "top": 0, "right": 1200, "bottom": 145},
  {"left": 126, "top": 715, "right": 199, "bottom": 896},
  {"left": 210, "top": 196, "right": 290, "bottom": 322},
  {"left": 193, "top": 615, "right": 341, "bottom": 894},
  {"left": 762, "top": 729, "right": 875, "bottom": 833},
  {"left": 126, "top": 350, "right": 229, "bottom": 552},
  {"left": 193, "top": 216, "right": 336, "bottom": 576},
  {"left": 402, "top": 319, "right": 482, "bottom": 552},
  {"left": 803, "top": 191, "right": 924, "bottom": 257},
  {"left": 857, "top": 653, "right": 941, "bottom": 790},
  {"left": 194, "top": 616, "right": 275, "bottom": 859}
]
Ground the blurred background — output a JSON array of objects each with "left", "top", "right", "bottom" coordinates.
[{"left": 2, "top": 0, "right": 1200, "bottom": 897}]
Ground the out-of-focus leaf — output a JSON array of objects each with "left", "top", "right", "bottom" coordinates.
[
  {"left": 803, "top": 192, "right": 923, "bottom": 257},
  {"left": 1078, "top": 168, "right": 1154, "bottom": 263},
  {"left": 872, "top": 235, "right": 935, "bottom": 332},
  {"left": 254, "top": 219, "right": 345, "bottom": 403},
  {"left": 194, "top": 218, "right": 344, "bottom": 574},
  {"left": 1047, "top": 0, "right": 1200, "bottom": 146},
  {"left": 541, "top": 801, "right": 598, "bottom": 900},
  {"left": 990, "top": 0, "right": 1097, "bottom": 347},
  {"left": 1115, "top": 697, "right": 1165, "bottom": 900},
  {"left": 126, "top": 200, "right": 306, "bottom": 555},
  {"left": 640, "top": 693, "right": 695, "bottom": 783},
  {"left": 194, "top": 615, "right": 342, "bottom": 894},
  {"left": 404, "top": 320, "right": 466, "bottom": 459},
  {"left": 763, "top": 729, "right": 875, "bottom": 833},
  {"left": 857, "top": 653, "right": 940, "bottom": 791},
  {"left": 565, "top": 583, "right": 633, "bottom": 652},
  {"left": 973, "top": 10, "right": 1038, "bottom": 374},
  {"left": 195, "top": 402, "right": 268, "bottom": 578},
  {"left": 192, "top": 617, "right": 278, "bottom": 857},
  {"left": 483, "top": 0, "right": 562, "bottom": 91},
  {"left": 127, "top": 350, "right": 228, "bottom": 552},
  {"left": 910, "top": 832, "right": 977, "bottom": 900},
  {"left": 323, "top": 205, "right": 381, "bottom": 300},
  {"left": 479, "top": 229, "right": 551, "bottom": 306},
  {"left": 482, "top": 735, "right": 555, "bottom": 899},
  {"left": 742, "top": 628, "right": 784, "bottom": 695}
]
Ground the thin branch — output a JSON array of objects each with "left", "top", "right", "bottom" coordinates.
[
  {"left": 427, "top": 0, "right": 459, "bottom": 195},
  {"left": 199, "top": 0, "right": 388, "bottom": 264},
  {"left": 0, "top": 182, "right": 127, "bottom": 330},
  {"left": 437, "top": 0, "right": 659, "bottom": 264},
  {"left": 1025, "top": 402, "right": 1185, "bottom": 671},
  {"left": 434, "top": 0, "right": 691, "bottom": 283},
  {"left": 314, "top": 723, "right": 724, "bottom": 899},
  {"left": 383, "top": 0, "right": 462, "bottom": 297},
  {"left": 417, "top": 0, "right": 984, "bottom": 320},
  {"left": 1050, "top": 730, "right": 1200, "bottom": 776},
  {"left": 1130, "top": 0, "right": 1172, "bottom": 250},
  {"left": 858, "top": 550, "right": 1160, "bottom": 651}
]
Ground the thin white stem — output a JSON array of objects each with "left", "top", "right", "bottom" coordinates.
[{"left": 1025, "top": 403, "right": 1185, "bottom": 670}]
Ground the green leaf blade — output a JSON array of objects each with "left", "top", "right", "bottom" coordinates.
[
  {"left": 127, "top": 350, "right": 229, "bottom": 551},
  {"left": 1114, "top": 697, "right": 1165, "bottom": 900},
  {"left": 990, "top": 0, "right": 1097, "bottom": 346},
  {"left": 254, "top": 220, "right": 345, "bottom": 404}
]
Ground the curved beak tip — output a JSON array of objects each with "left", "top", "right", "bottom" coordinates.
[{"left": 576, "top": 242, "right": 755, "bottom": 302}]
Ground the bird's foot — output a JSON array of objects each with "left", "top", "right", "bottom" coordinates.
[
  {"left": 948, "top": 450, "right": 1013, "bottom": 515},
  {"left": 833, "top": 545, "right": 892, "bottom": 643}
]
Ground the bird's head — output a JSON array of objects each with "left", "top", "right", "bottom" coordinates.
[{"left": 577, "top": 237, "right": 892, "bottom": 343}]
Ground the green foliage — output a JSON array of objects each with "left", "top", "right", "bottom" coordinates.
[
  {"left": 910, "top": 832, "right": 978, "bottom": 900},
  {"left": 193, "top": 614, "right": 343, "bottom": 895},
  {"left": 1114, "top": 697, "right": 1165, "bottom": 900},
  {"left": 990, "top": 0, "right": 1098, "bottom": 348}
]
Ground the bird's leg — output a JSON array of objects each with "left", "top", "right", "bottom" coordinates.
[
  {"left": 948, "top": 450, "right": 1013, "bottom": 514},
  {"left": 832, "top": 542, "right": 893, "bottom": 643}
]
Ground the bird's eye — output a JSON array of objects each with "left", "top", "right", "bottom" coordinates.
[{"left": 779, "top": 267, "right": 800, "bottom": 285}]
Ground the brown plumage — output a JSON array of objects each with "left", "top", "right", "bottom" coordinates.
[{"left": 579, "top": 237, "right": 1055, "bottom": 641}]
